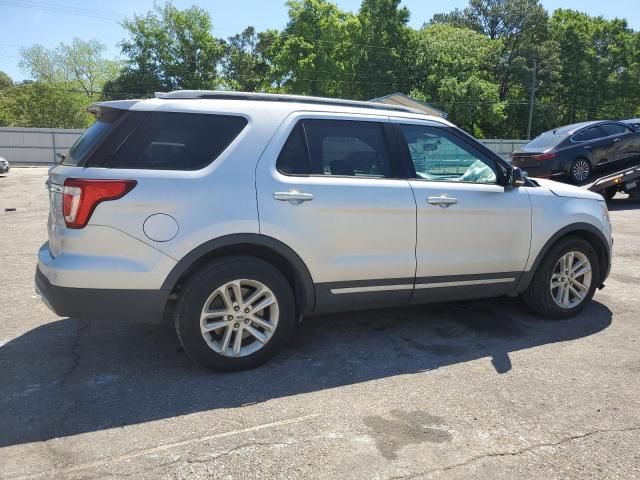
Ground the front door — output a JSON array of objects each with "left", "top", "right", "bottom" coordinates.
[
  {"left": 256, "top": 113, "right": 417, "bottom": 312},
  {"left": 392, "top": 120, "right": 532, "bottom": 303}
]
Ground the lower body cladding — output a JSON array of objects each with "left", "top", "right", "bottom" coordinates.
[
  {"left": 314, "top": 272, "right": 523, "bottom": 314},
  {"left": 36, "top": 267, "right": 170, "bottom": 323}
]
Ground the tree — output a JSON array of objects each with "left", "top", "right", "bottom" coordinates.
[
  {"left": 0, "top": 82, "right": 92, "bottom": 128},
  {"left": 432, "top": 0, "right": 555, "bottom": 102},
  {"left": 265, "top": 0, "right": 360, "bottom": 97},
  {"left": 222, "top": 27, "right": 274, "bottom": 92},
  {"left": 353, "top": 0, "right": 412, "bottom": 99},
  {"left": 0, "top": 71, "right": 12, "bottom": 90},
  {"left": 105, "top": 2, "right": 225, "bottom": 98},
  {"left": 550, "top": 10, "right": 640, "bottom": 124},
  {"left": 19, "top": 39, "right": 120, "bottom": 97},
  {"left": 410, "top": 24, "right": 506, "bottom": 136}
]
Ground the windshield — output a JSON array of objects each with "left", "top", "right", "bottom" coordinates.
[{"left": 62, "top": 109, "right": 124, "bottom": 166}]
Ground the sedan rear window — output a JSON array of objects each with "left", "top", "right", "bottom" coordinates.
[{"left": 524, "top": 132, "right": 567, "bottom": 150}]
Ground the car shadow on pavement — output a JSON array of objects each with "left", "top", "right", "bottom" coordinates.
[{"left": 0, "top": 297, "right": 612, "bottom": 447}]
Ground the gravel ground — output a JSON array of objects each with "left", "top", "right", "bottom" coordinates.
[{"left": 1, "top": 167, "right": 639, "bottom": 480}]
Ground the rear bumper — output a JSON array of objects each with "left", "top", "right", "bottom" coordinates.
[
  {"left": 35, "top": 266, "right": 170, "bottom": 323},
  {"left": 513, "top": 159, "right": 568, "bottom": 178}
]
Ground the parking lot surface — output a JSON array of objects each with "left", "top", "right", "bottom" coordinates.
[{"left": 1, "top": 168, "right": 639, "bottom": 479}]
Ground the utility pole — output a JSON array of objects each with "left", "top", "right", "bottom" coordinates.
[{"left": 527, "top": 59, "right": 537, "bottom": 140}]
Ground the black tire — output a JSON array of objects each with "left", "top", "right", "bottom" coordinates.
[
  {"left": 174, "top": 256, "right": 296, "bottom": 372},
  {"left": 569, "top": 158, "right": 592, "bottom": 184},
  {"left": 520, "top": 236, "right": 600, "bottom": 319},
  {"left": 601, "top": 187, "right": 617, "bottom": 201}
]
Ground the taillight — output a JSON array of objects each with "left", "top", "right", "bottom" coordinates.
[
  {"left": 62, "top": 179, "right": 136, "bottom": 229},
  {"left": 532, "top": 152, "right": 557, "bottom": 161}
]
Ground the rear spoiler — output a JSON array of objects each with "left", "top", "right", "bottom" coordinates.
[{"left": 86, "top": 100, "right": 139, "bottom": 117}]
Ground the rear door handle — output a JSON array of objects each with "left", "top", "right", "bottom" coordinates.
[
  {"left": 273, "top": 191, "right": 314, "bottom": 204},
  {"left": 427, "top": 195, "right": 458, "bottom": 208}
]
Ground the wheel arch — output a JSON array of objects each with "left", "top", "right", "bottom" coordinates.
[
  {"left": 516, "top": 222, "right": 611, "bottom": 293},
  {"left": 162, "top": 234, "right": 316, "bottom": 314}
]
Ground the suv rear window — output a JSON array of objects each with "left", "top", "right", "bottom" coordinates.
[{"left": 82, "top": 111, "right": 247, "bottom": 170}]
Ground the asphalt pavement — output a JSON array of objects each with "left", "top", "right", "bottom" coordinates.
[{"left": 1, "top": 168, "right": 639, "bottom": 479}]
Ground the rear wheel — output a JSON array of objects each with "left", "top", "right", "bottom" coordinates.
[
  {"left": 521, "top": 237, "right": 600, "bottom": 319},
  {"left": 569, "top": 158, "right": 592, "bottom": 184},
  {"left": 174, "top": 256, "right": 296, "bottom": 371}
]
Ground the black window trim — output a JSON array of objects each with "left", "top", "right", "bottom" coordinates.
[
  {"left": 392, "top": 122, "right": 510, "bottom": 187},
  {"left": 275, "top": 118, "right": 406, "bottom": 180}
]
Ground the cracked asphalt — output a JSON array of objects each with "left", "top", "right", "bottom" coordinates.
[{"left": 1, "top": 168, "right": 640, "bottom": 479}]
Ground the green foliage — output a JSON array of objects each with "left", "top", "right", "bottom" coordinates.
[
  {"left": 19, "top": 38, "right": 120, "bottom": 97},
  {"left": 410, "top": 24, "right": 506, "bottom": 136},
  {"left": 0, "top": 71, "right": 12, "bottom": 90},
  {"left": 222, "top": 27, "right": 273, "bottom": 92},
  {"left": 353, "top": 0, "right": 412, "bottom": 99},
  {"left": 104, "top": 2, "right": 225, "bottom": 98},
  {"left": 549, "top": 9, "right": 640, "bottom": 124},
  {"left": 265, "top": 0, "right": 360, "bottom": 97},
  {"left": 4, "top": 0, "right": 640, "bottom": 136},
  {"left": 0, "top": 82, "right": 92, "bottom": 128}
]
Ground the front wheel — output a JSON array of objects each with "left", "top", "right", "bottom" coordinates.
[
  {"left": 521, "top": 237, "right": 600, "bottom": 319},
  {"left": 569, "top": 158, "right": 592, "bottom": 184},
  {"left": 174, "top": 256, "right": 296, "bottom": 371}
]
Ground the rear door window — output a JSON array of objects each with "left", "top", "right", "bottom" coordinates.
[
  {"left": 98, "top": 112, "right": 247, "bottom": 170},
  {"left": 303, "top": 120, "right": 393, "bottom": 177},
  {"left": 573, "top": 126, "right": 606, "bottom": 142},
  {"left": 601, "top": 123, "right": 633, "bottom": 136}
]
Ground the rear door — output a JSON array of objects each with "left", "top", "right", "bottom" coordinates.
[
  {"left": 256, "top": 113, "right": 417, "bottom": 312},
  {"left": 600, "top": 122, "right": 640, "bottom": 161},
  {"left": 392, "top": 120, "right": 532, "bottom": 303},
  {"left": 571, "top": 126, "right": 612, "bottom": 165}
]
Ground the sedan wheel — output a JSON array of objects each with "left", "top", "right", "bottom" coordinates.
[{"left": 570, "top": 159, "right": 592, "bottom": 183}]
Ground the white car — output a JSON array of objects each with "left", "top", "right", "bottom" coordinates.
[
  {"left": 0, "top": 157, "right": 9, "bottom": 173},
  {"left": 36, "top": 91, "right": 613, "bottom": 371}
]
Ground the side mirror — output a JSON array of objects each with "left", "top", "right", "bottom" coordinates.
[{"left": 509, "top": 167, "right": 526, "bottom": 187}]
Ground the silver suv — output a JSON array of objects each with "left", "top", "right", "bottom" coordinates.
[{"left": 36, "top": 91, "right": 613, "bottom": 371}]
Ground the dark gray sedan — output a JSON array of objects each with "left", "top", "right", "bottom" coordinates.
[{"left": 511, "top": 120, "right": 640, "bottom": 183}]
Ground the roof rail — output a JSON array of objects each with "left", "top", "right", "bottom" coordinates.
[{"left": 154, "top": 90, "right": 423, "bottom": 114}]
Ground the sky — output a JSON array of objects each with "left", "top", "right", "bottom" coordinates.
[{"left": 1, "top": 0, "right": 639, "bottom": 82}]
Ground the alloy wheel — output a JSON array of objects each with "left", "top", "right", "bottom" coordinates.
[
  {"left": 571, "top": 159, "right": 591, "bottom": 183},
  {"left": 200, "top": 279, "right": 279, "bottom": 357},
  {"left": 549, "top": 251, "right": 592, "bottom": 309}
]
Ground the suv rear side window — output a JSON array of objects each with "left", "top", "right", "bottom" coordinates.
[
  {"left": 84, "top": 111, "right": 247, "bottom": 170},
  {"left": 276, "top": 120, "right": 394, "bottom": 178}
]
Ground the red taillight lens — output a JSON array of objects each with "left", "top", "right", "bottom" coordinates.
[
  {"left": 62, "top": 179, "right": 136, "bottom": 229},
  {"left": 532, "top": 152, "right": 557, "bottom": 161}
]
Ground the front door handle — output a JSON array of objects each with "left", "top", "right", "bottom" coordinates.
[
  {"left": 273, "top": 191, "right": 314, "bottom": 204},
  {"left": 427, "top": 195, "right": 458, "bottom": 208}
]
